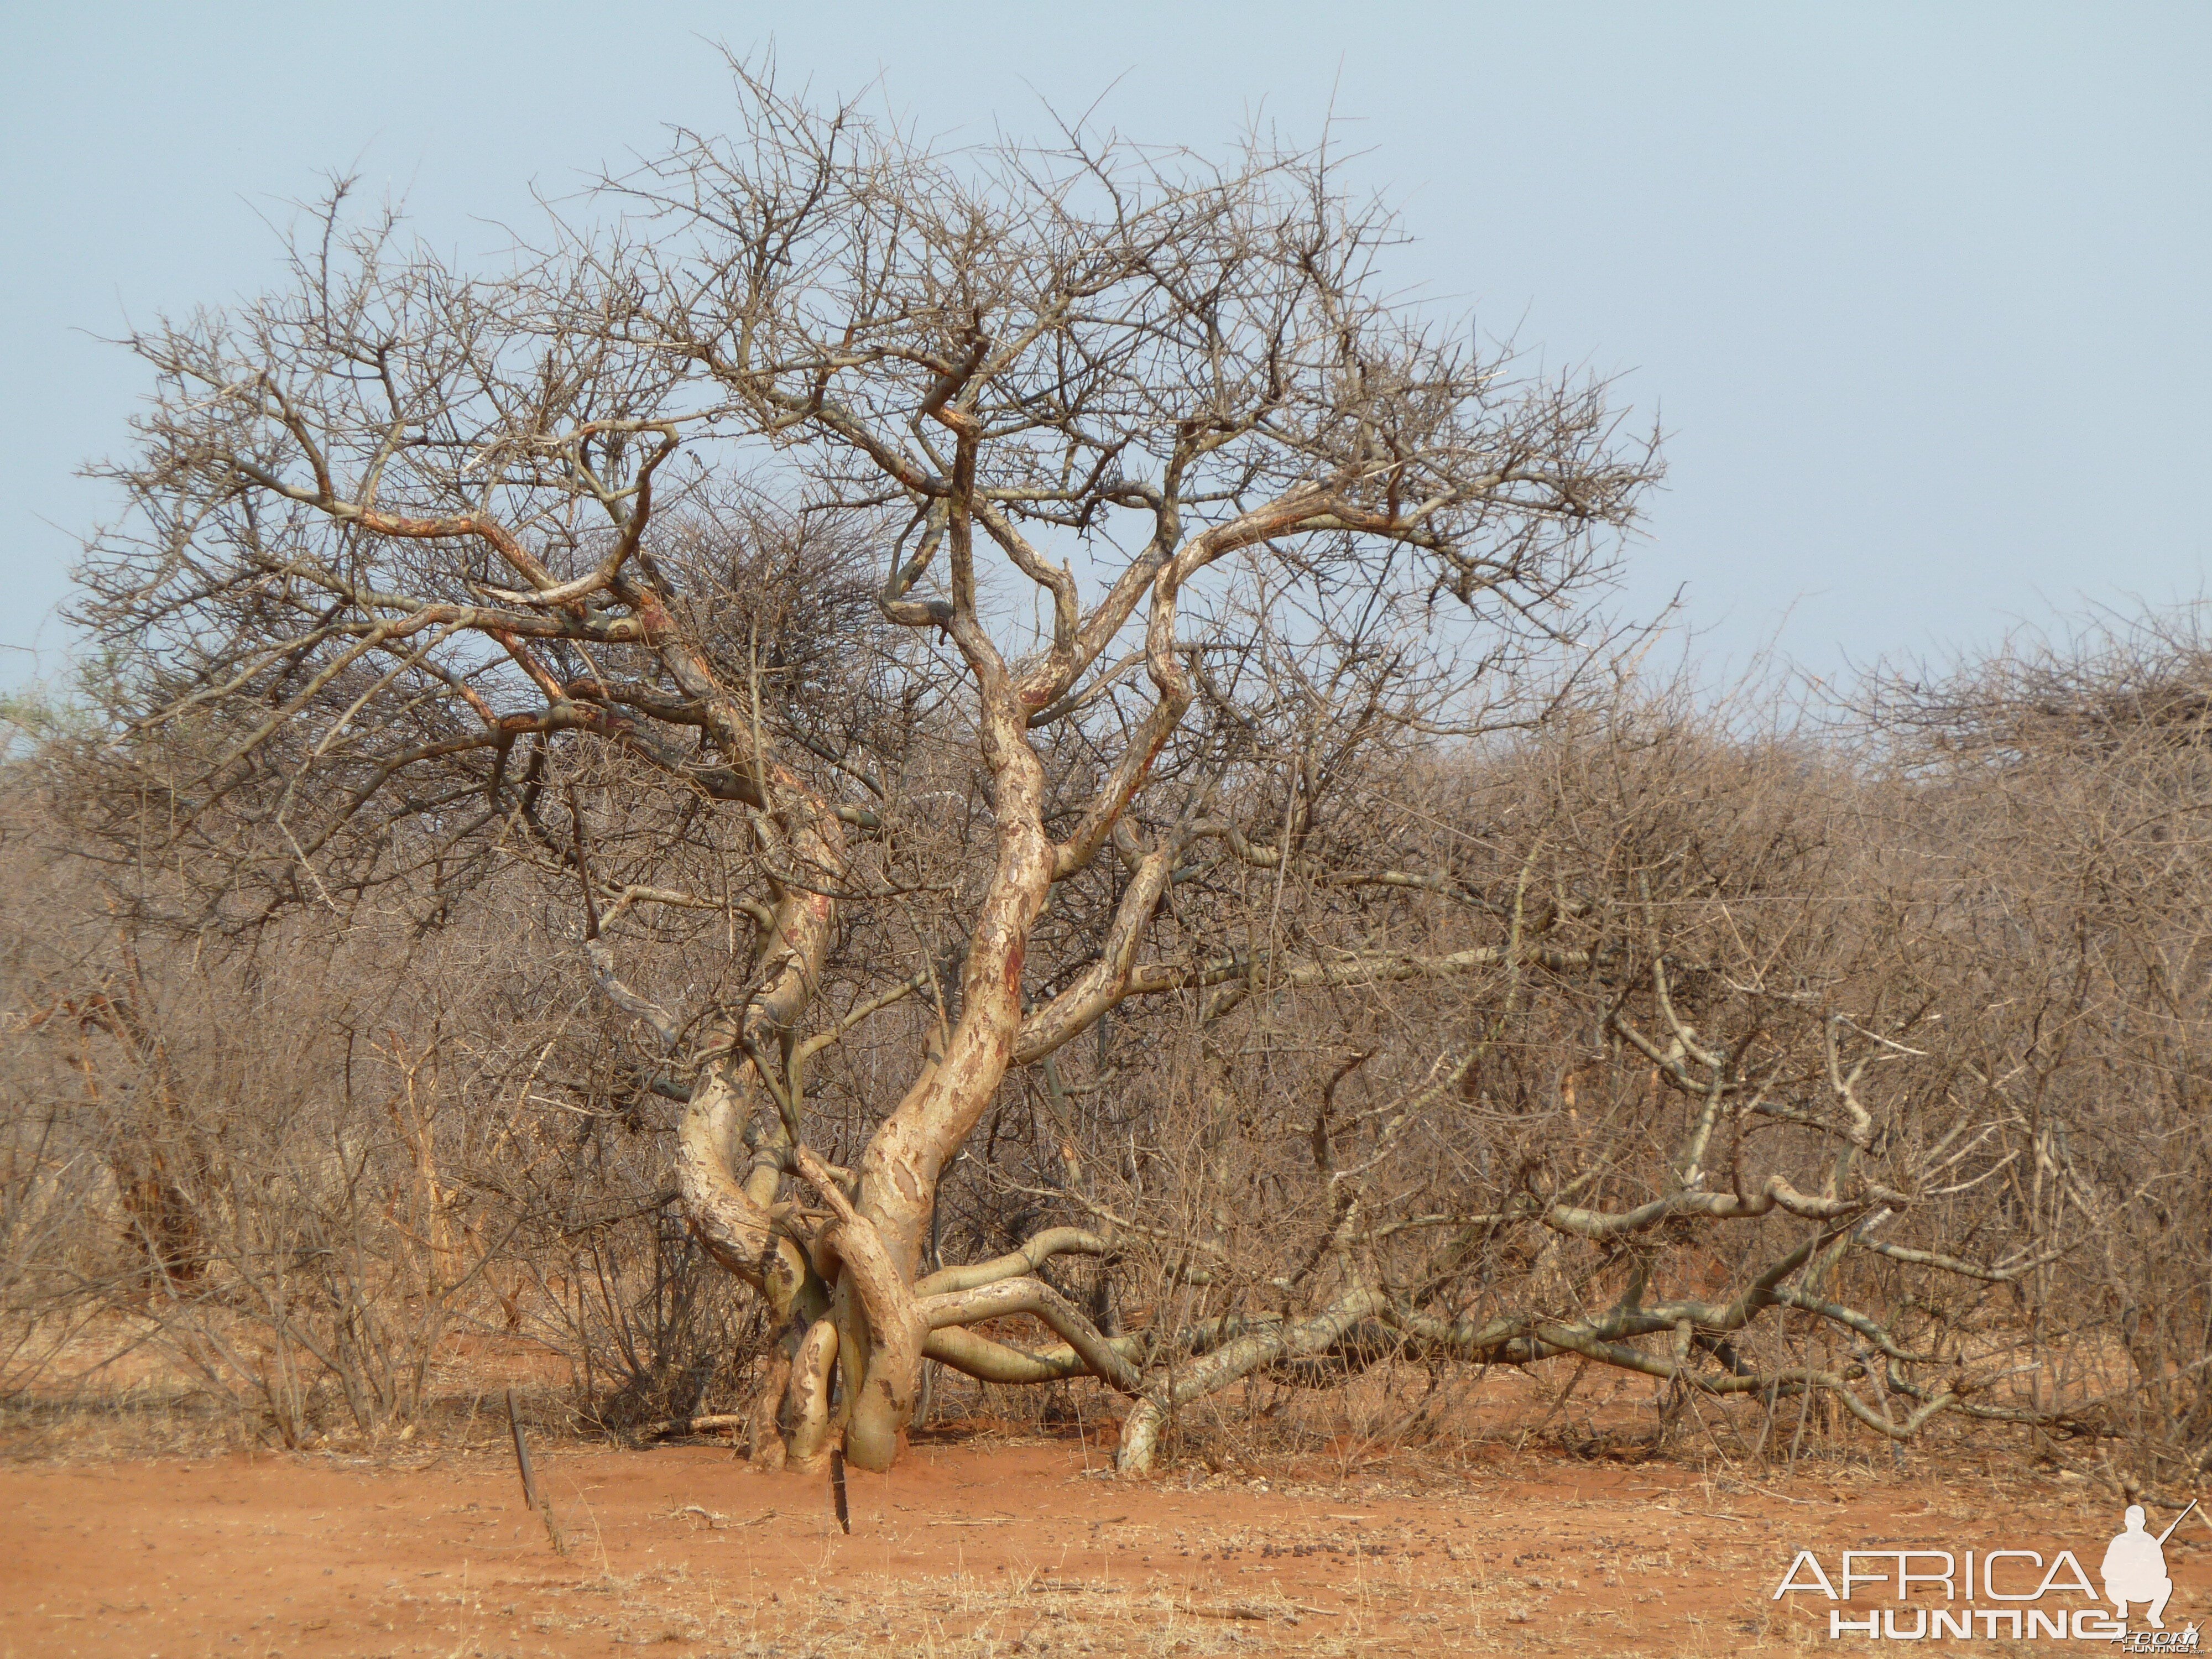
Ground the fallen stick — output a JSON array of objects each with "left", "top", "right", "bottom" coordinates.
[
  {"left": 1744, "top": 1484, "right": 1823, "bottom": 1506},
  {"left": 635, "top": 1414, "right": 749, "bottom": 1442},
  {"left": 664, "top": 1504, "right": 780, "bottom": 1530},
  {"left": 505, "top": 1389, "right": 568, "bottom": 1556},
  {"left": 1177, "top": 1600, "right": 1339, "bottom": 1621},
  {"left": 1177, "top": 1602, "right": 1275, "bottom": 1621}
]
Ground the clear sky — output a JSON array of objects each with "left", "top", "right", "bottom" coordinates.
[{"left": 4, "top": 3, "right": 2206, "bottom": 689}]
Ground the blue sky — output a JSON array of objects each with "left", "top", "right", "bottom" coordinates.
[{"left": 4, "top": 3, "right": 2206, "bottom": 688}]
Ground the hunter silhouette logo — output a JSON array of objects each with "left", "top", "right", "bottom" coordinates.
[
  {"left": 2105, "top": 1503, "right": 2192, "bottom": 1630},
  {"left": 1772, "top": 1499, "right": 2201, "bottom": 1645}
]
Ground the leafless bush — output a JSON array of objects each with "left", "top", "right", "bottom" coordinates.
[
  {"left": 1861, "top": 615, "right": 2212, "bottom": 1493},
  {"left": 9, "top": 624, "right": 2212, "bottom": 1489},
  {"left": 0, "top": 774, "right": 776, "bottom": 1447}
]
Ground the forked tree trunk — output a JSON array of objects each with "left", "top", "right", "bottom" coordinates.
[{"left": 678, "top": 659, "right": 1060, "bottom": 1471}]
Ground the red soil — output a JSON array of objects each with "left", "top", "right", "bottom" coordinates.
[{"left": 0, "top": 1436, "right": 2198, "bottom": 1656}]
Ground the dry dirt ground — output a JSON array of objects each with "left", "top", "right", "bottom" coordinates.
[{"left": 1, "top": 1435, "right": 2201, "bottom": 1657}]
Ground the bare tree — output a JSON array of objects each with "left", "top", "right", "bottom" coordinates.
[{"left": 72, "top": 66, "right": 1653, "bottom": 1475}]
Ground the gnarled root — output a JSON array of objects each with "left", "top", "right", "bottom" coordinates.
[
  {"left": 921, "top": 1275, "right": 1140, "bottom": 1394},
  {"left": 743, "top": 1214, "right": 1144, "bottom": 1473},
  {"left": 795, "top": 1148, "right": 926, "bottom": 1472},
  {"left": 1115, "top": 1287, "right": 1390, "bottom": 1477},
  {"left": 1117, "top": 1397, "right": 1166, "bottom": 1475}
]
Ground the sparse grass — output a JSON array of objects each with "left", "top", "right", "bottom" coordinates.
[{"left": 4, "top": 1434, "right": 2142, "bottom": 1657}]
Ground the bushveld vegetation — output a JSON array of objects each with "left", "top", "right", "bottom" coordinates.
[{"left": 2, "top": 66, "right": 2207, "bottom": 1505}]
